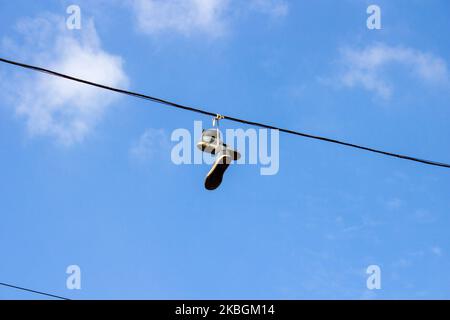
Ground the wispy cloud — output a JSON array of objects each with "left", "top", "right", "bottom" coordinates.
[
  {"left": 129, "top": 128, "right": 169, "bottom": 162},
  {"left": 1, "top": 14, "right": 128, "bottom": 146},
  {"left": 331, "top": 43, "right": 450, "bottom": 99},
  {"left": 250, "top": 0, "right": 289, "bottom": 18},
  {"left": 431, "top": 246, "right": 443, "bottom": 257},
  {"left": 130, "top": 0, "right": 288, "bottom": 38},
  {"left": 386, "top": 197, "right": 403, "bottom": 210},
  {"left": 131, "top": 0, "right": 230, "bottom": 37}
]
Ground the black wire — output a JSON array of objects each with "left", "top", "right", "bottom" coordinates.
[
  {"left": 0, "top": 57, "right": 216, "bottom": 118},
  {"left": 1, "top": 56, "right": 449, "bottom": 169},
  {"left": 0, "top": 282, "right": 70, "bottom": 300}
]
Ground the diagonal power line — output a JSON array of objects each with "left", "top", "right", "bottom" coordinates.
[
  {"left": 0, "top": 281, "right": 70, "bottom": 300},
  {"left": 1, "top": 56, "right": 449, "bottom": 169}
]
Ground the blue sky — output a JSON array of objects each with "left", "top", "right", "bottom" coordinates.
[{"left": 0, "top": 0, "right": 450, "bottom": 299}]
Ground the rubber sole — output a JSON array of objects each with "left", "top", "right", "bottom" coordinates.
[{"left": 204, "top": 155, "right": 231, "bottom": 190}]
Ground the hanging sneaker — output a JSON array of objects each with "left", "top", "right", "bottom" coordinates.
[
  {"left": 197, "top": 129, "right": 220, "bottom": 155},
  {"left": 204, "top": 147, "right": 233, "bottom": 190},
  {"left": 197, "top": 129, "right": 241, "bottom": 160}
]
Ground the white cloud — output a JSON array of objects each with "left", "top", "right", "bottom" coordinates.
[
  {"left": 130, "top": 128, "right": 168, "bottom": 161},
  {"left": 1, "top": 15, "right": 128, "bottom": 146},
  {"left": 131, "top": 0, "right": 229, "bottom": 37},
  {"left": 130, "top": 0, "right": 288, "bottom": 37},
  {"left": 335, "top": 43, "right": 450, "bottom": 99}
]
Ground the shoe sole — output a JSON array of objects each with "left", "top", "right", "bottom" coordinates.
[{"left": 205, "top": 155, "right": 231, "bottom": 190}]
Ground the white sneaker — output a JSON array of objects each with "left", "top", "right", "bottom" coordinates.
[{"left": 196, "top": 129, "right": 241, "bottom": 160}]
